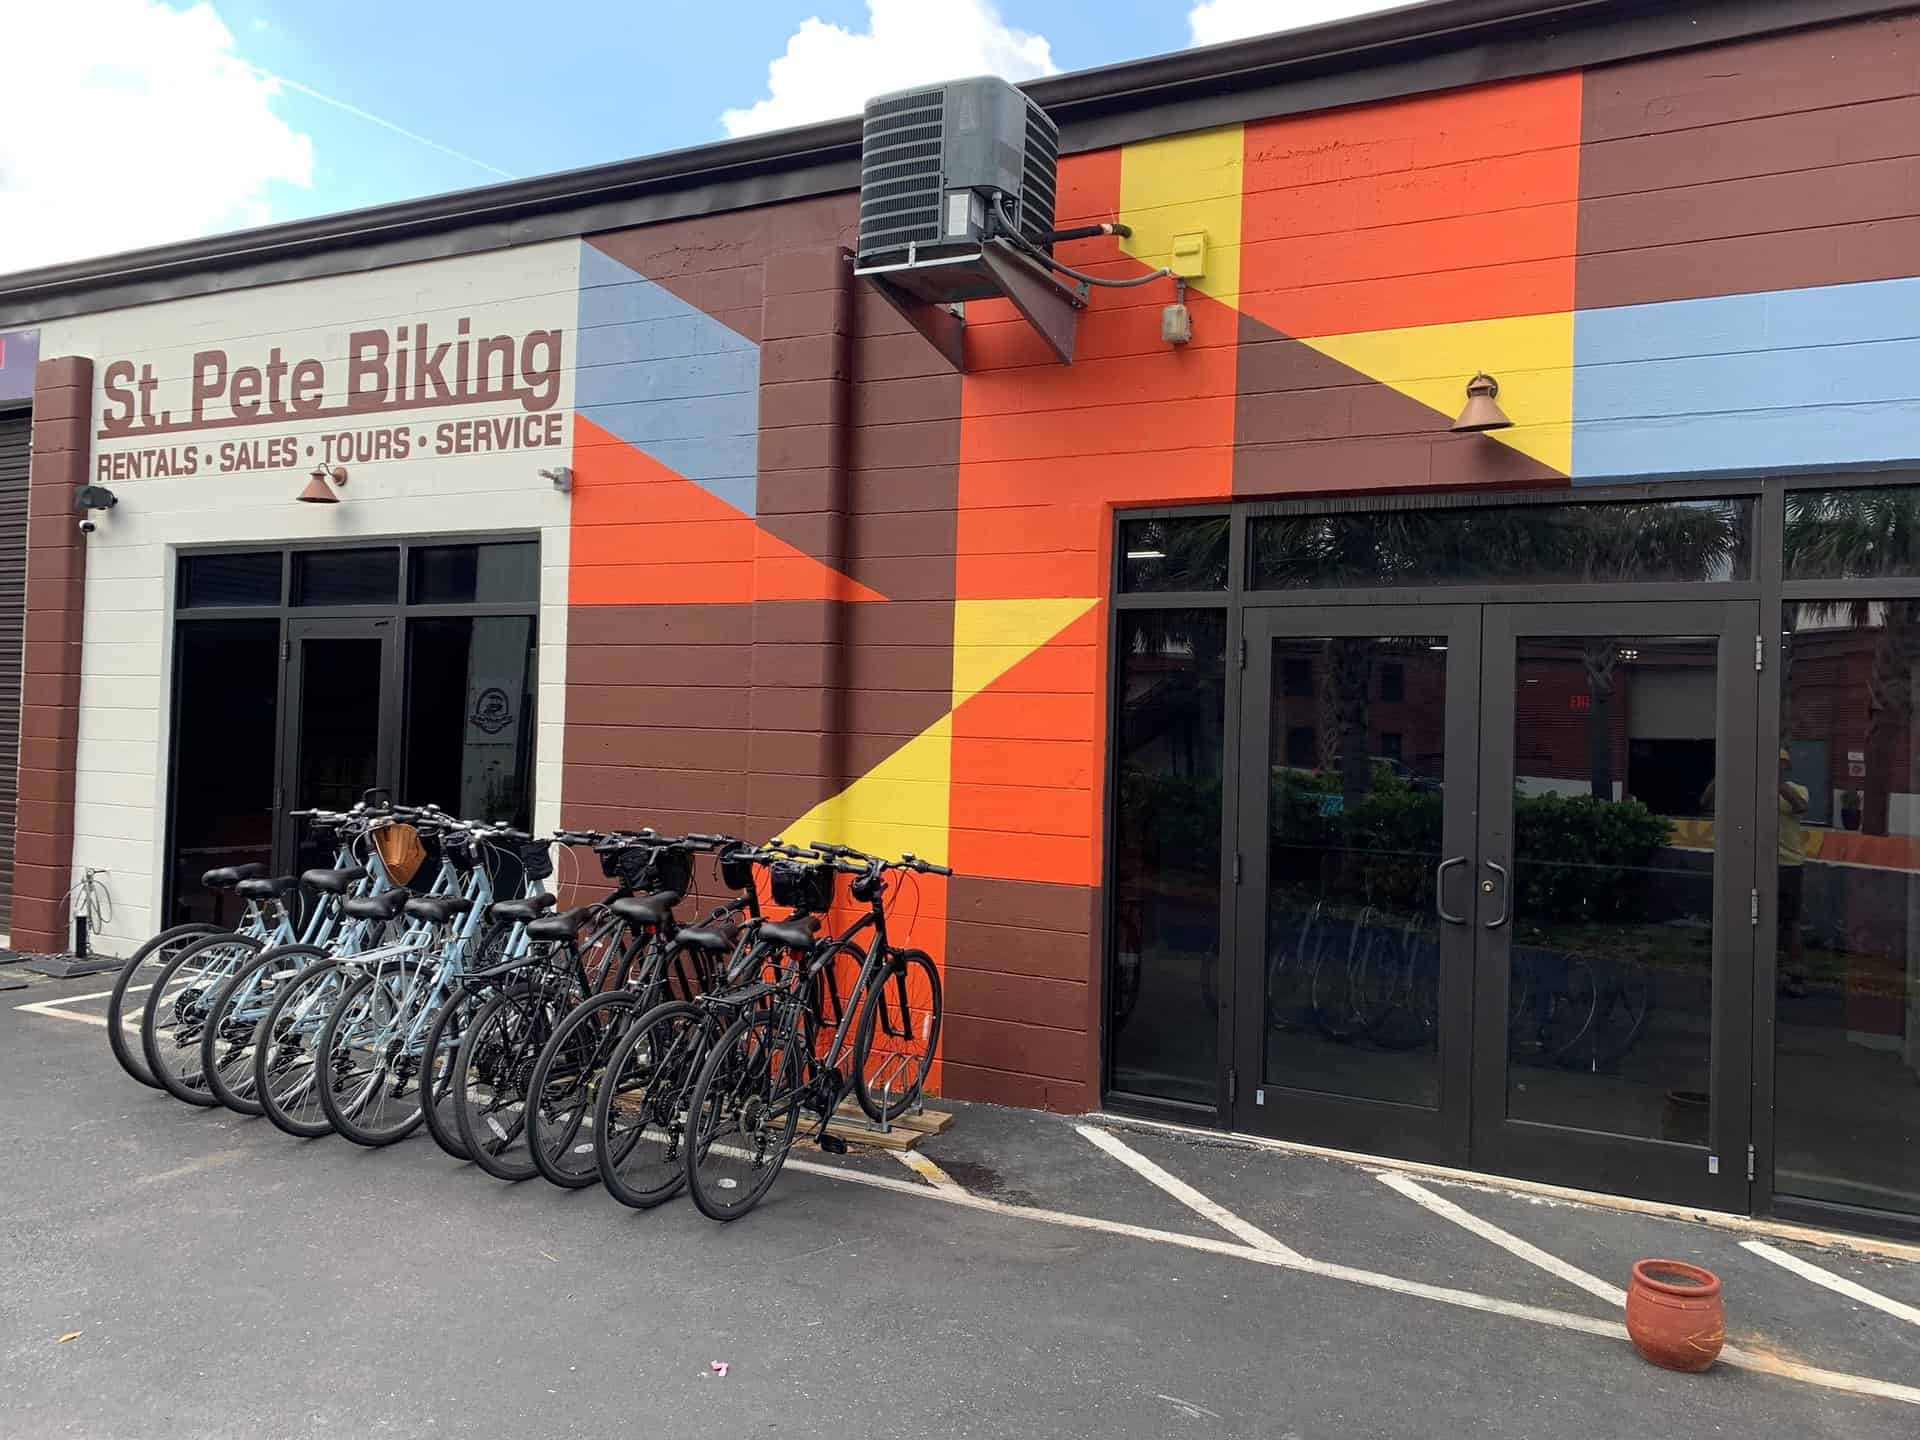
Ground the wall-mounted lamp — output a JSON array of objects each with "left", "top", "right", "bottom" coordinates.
[
  {"left": 298, "top": 464, "right": 348, "bottom": 504},
  {"left": 73, "top": 483, "right": 118, "bottom": 534},
  {"left": 1451, "top": 372, "right": 1513, "bottom": 433},
  {"left": 539, "top": 465, "right": 573, "bottom": 494}
]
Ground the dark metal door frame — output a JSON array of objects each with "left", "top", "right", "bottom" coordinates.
[
  {"left": 1231, "top": 603, "right": 1483, "bottom": 1164},
  {"left": 275, "top": 614, "right": 401, "bottom": 872},
  {"left": 1471, "top": 600, "right": 1758, "bottom": 1211}
]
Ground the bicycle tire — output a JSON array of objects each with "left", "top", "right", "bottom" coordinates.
[
  {"left": 526, "top": 989, "right": 643, "bottom": 1188},
  {"left": 594, "top": 1000, "right": 707, "bottom": 1209},
  {"left": 850, "top": 948, "right": 941, "bottom": 1123},
  {"left": 198, "top": 944, "right": 315, "bottom": 1114},
  {"left": 684, "top": 1007, "right": 805, "bottom": 1223},
  {"left": 253, "top": 955, "right": 353, "bottom": 1138},
  {"left": 316, "top": 963, "right": 433, "bottom": 1147},
  {"left": 453, "top": 982, "right": 562, "bottom": 1182},
  {"left": 107, "top": 922, "right": 223, "bottom": 1088},
  {"left": 140, "top": 932, "right": 265, "bottom": 1105},
  {"left": 420, "top": 991, "right": 478, "bottom": 1162}
]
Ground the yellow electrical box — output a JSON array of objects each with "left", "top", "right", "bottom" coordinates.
[{"left": 1170, "top": 231, "right": 1207, "bottom": 279}]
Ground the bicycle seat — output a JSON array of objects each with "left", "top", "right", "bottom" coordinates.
[
  {"left": 526, "top": 905, "right": 596, "bottom": 942},
  {"left": 610, "top": 891, "right": 680, "bottom": 930},
  {"left": 202, "top": 863, "right": 268, "bottom": 890},
  {"left": 675, "top": 925, "right": 735, "bottom": 953},
  {"left": 303, "top": 866, "right": 369, "bottom": 894},
  {"left": 760, "top": 916, "right": 820, "bottom": 951},
  {"left": 404, "top": 894, "right": 474, "bottom": 925},
  {"left": 488, "top": 893, "right": 558, "bottom": 924},
  {"left": 343, "top": 888, "right": 411, "bottom": 921},
  {"left": 235, "top": 875, "right": 298, "bottom": 901}
]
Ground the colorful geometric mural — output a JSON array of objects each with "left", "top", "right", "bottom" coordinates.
[{"left": 557, "top": 10, "right": 1920, "bottom": 1110}]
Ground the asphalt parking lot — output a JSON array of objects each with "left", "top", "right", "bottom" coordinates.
[{"left": 5, "top": 966, "right": 1918, "bottom": 1439}]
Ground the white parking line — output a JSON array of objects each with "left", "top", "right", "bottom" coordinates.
[
  {"left": 1743, "top": 1240, "right": 1920, "bottom": 1328},
  {"left": 781, "top": 1149, "right": 1920, "bottom": 1407},
  {"left": 14, "top": 997, "right": 113, "bottom": 1027},
  {"left": 1076, "top": 1122, "right": 1303, "bottom": 1259},
  {"left": 14, "top": 984, "right": 128, "bottom": 1008},
  {"left": 1378, "top": 1171, "right": 1628, "bottom": 1308}
]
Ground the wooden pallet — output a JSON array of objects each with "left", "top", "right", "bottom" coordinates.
[
  {"left": 611, "top": 1093, "right": 953, "bottom": 1153},
  {"left": 816, "top": 1101, "right": 954, "bottom": 1152}
]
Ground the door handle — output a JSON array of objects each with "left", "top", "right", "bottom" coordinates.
[
  {"left": 1483, "top": 859, "right": 1510, "bottom": 930},
  {"left": 1435, "top": 856, "right": 1468, "bottom": 925}
]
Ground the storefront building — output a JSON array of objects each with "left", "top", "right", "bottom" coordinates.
[{"left": 4, "top": 0, "right": 1918, "bottom": 1235}]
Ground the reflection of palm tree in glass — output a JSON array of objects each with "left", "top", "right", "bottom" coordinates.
[
  {"left": 1254, "top": 503, "right": 1739, "bottom": 799},
  {"left": 1785, "top": 489, "right": 1920, "bottom": 836}
]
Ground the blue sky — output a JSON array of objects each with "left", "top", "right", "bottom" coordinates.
[
  {"left": 236, "top": 0, "right": 1193, "bottom": 213},
  {"left": 1, "top": 1, "right": 1390, "bottom": 272}
]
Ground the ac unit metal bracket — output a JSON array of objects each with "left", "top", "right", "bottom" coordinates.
[{"left": 855, "top": 237, "right": 1086, "bottom": 370}]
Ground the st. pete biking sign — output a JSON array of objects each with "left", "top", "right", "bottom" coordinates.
[{"left": 90, "top": 315, "right": 569, "bottom": 485}]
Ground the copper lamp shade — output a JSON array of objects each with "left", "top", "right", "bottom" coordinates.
[
  {"left": 1451, "top": 372, "right": 1513, "bottom": 433},
  {"left": 299, "top": 465, "right": 347, "bottom": 503}
]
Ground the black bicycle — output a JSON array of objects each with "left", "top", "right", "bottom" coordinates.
[{"left": 681, "top": 842, "right": 948, "bottom": 1222}]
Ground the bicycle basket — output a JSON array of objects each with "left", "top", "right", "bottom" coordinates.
[
  {"left": 370, "top": 821, "right": 426, "bottom": 886},
  {"left": 518, "top": 839, "right": 554, "bottom": 882},
  {"left": 718, "top": 845, "right": 753, "bottom": 892},
  {"left": 770, "top": 860, "right": 834, "bottom": 914},
  {"left": 609, "top": 842, "right": 691, "bottom": 895}
]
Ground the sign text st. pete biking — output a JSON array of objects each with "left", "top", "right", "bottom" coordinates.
[{"left": 91, "top": 318, "right": 567, "bottom": 482}]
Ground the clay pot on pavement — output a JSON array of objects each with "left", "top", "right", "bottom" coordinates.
[{"left": 1626, "top": 1260, "right": 1724, "bottom": 1372}]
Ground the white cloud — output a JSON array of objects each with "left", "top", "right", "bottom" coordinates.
[
  {"left": 1189, "top": 0, "right": 1399, "bottom": 47},
  {"left": 0, "top": 0, "right": 312, "bottom": 274},
  {"left": 721, "top": 0, "right": 1057, "bottom": 138}
]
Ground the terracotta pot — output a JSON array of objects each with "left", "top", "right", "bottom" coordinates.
[{"left": 1626, "top": 1260, "right": 1724, "bottom": 1373}]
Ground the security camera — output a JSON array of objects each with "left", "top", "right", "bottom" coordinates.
[
  {"left": 78, "top": 517, "right": 96, "bottom": 535},
  {"left": 539, "top": 465, "right": 573, "bottom": 494}
]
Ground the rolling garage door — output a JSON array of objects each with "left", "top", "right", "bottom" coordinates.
[{"left": 0, "top": 411, "right": 28, "bottom": 933}]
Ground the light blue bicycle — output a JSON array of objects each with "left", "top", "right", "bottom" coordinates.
[{"left": 253, "top": 819, "right": 554, "bottom": 1141}]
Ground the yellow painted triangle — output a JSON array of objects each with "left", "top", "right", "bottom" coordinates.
[
  {"left": 952, "top": 597, "right": 1100, "bottom": 708},
  {"left": 1119, "top": 125, "right": 1244, "bottom": 310},
  {"left": 783, "top": 714, "right": 952, "bottom": 868},
  {"left": 1305, "top": 313, "right": 1573, "bottom": 475}
]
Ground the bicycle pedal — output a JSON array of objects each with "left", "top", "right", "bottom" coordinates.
[{"left": 816, "top": 1134, "right": 849, "bottom": 1155}]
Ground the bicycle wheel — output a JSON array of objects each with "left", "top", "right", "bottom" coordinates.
[
  {"left": 317, "top": 963, "right": 433, "bottom": 1147},
  {"left": 420, "top": 991, "right": 479, "bottom": 1161},
  {"left": 850, "top": 948, "right": 941, "bottom": 1123},
  {"left": 594, "top": 1000, "right": 707, "bottom": 1209},
  {"left": 140, "top": 932, "right": 265, "bottom": 1105},
  {"left": 453, "top": 982, "right": 566, "bottom": 1181},
  {"left": 198, "top": 944, "right": 315, "bottom": 1114},
  {"left": 253, "top": 955, "right": 354, "bottom": 1138},
  {"left": 108, "top": 922, "right": 223, "bottom": 1088},
  {"left": 526, "top": 989, "right": 642, "bottom": 1189},
  {"left": 684, "top": 1008, "right": 805, "bottom": 1223}
]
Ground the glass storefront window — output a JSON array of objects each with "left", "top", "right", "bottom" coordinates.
[
  {"left": 1119, "top": 516, "right": 1230, "bottom": 593},
  {"left": 293, "top": 547, "right": 400, "bottom": 606},
  {"left": 1249, "top": 498, "right": 1754, "bottom": 590},
  {"left": 408, "top": 542, "right": 539, "bottom": 605},
  {"left": 1785, "top": 486, "right": 1920, "bottom": 580},
  {"left": 178, "top": 551, "right": 282, "bottom": 608},
  {"left": 1109, "top": 609, "right": 1226, "bottom": 1105},
  {"left": 1774, "top": 600, "right": 1920, "bottom": 1215},
  {"left": 403, "top": 615, "right": 536, "bottom": 829}
]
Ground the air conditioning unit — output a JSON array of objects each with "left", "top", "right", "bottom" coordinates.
[
  {"left": 857, "top": 75, "right": 1059, "bottom": 287},
  {"left": 853, "top": 77, "right": 1080, "bottom": 366}
]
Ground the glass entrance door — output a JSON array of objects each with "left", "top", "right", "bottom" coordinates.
[
  {"left": 1471, "top": 602, "right": 1757, "bottom": 1209},
  {"left": 1233, "top": 605, "right": 1482, "bottom": 1163},
  {"left": 279, "top": 616, "right": 400, "bottom": 875},
  {"left": 1234, "top": 600, "right": 1758, "bottom": 1208}
]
